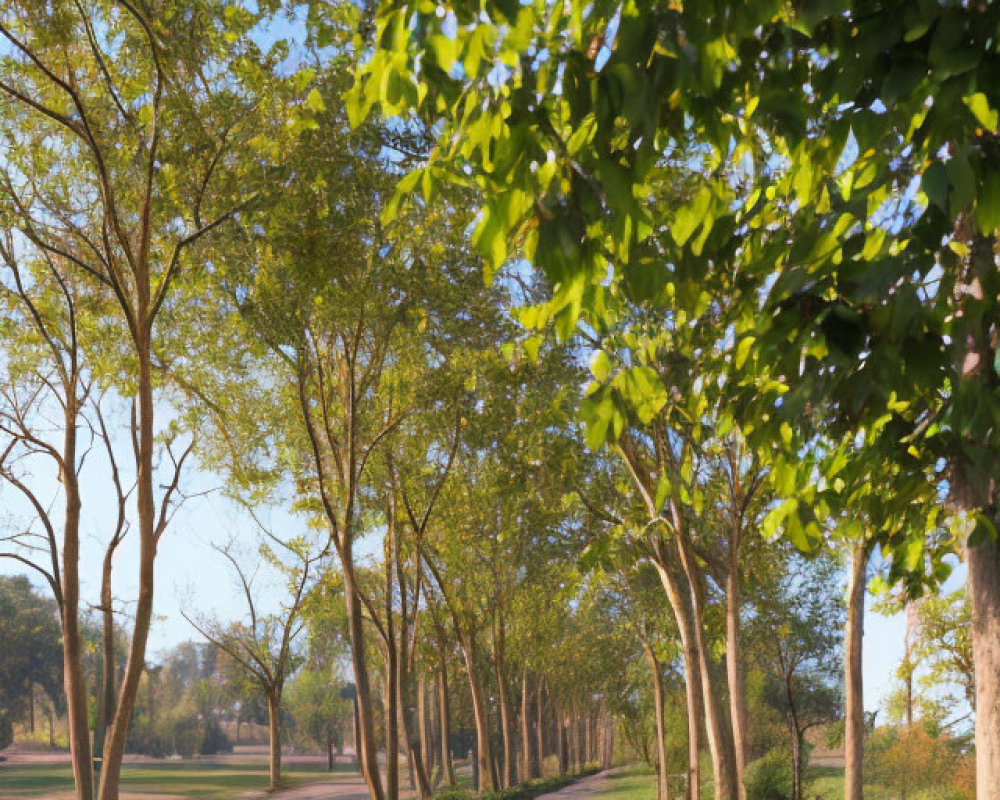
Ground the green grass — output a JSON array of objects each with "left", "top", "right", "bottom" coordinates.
[
  {"left": 582, "top": 763, "right": 903, "bottom": 800},
  {"left": 0, "top": 759, "right": 348, "bottom": 798},
  {"left": 587, "top": 766, "right": 657, "bottom": 800}
]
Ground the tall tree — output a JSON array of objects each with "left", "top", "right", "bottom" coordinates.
[{"left": 0, "top": 3, "right": 288, "bottom": 797}]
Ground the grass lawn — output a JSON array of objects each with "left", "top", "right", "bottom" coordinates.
[
  {"left": 0, "top": 759, "right": 349, "bottom": 798},
  {"left": 580, "top": 763, "right": 905, "bottom": 800},
  {"left": 587, "top": 766, "right": 658, "bottom": 799}
]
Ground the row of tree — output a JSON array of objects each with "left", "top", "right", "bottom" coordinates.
[{"left": 351, "top": 0, "right": 1000, "bottom": 798}]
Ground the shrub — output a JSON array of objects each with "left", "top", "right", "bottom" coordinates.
[
  {"left": 866, "top": 725, "right": 970, "bottom": 800},
  {"left": 744, "top": 748, "right": 793, "bottom": 800},
  {"left": 199, "top": 719, "right": 232, "bottom": 755}
]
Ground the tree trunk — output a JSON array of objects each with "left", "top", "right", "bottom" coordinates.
[
  {"left": 653, "top": 559, "right": 701, "bottom": 800},
  {"left": 98, "top": 334, "right": 156, "bottom": 800},
  {"left": 521, "top": 668, "right": 537, "bottom": 781},
  {"left": 342, "top": 562, "right": 386, "bottom": 800},
  {"left": 461, "top": 639, "right": 496, "bottom": 792},
  {"left": 28, "top": 686, "right": 35, "bottom": 734},
  {"left": 328, "top": 736, "right": 334, "bottom": 771},
  {"left": 266, "top": 690, "right": 282, "bottom": 791},
  {"left": 969, "top": 531, "right": 1000, "bottom": 800},
  {"left": 674, "top": 533, "right": 737, "bottom": 800},
  {"left": 726, "top": 527, "right": 748, "bottom": 800},
  {"left": 397, "top": 657, "right": 432, "bottom": 797},
  {"left": 845, "top": 541, "right": 868, "bottom": 800},
  {"left": 61, "top": 413, "right": 95, "bottom": 800},
  {"left": 418, "top": 674, "right": 433, "bottom": 781},
  {"left": 386, "top": 653, "right": 400, "bottom": 800},
  {"left": 437, "top": 663, "right": 456, "bottom": 787},
  {"left": 556, "top": 707, "right": 567, "bottom": 777},
  {"left": 789, "top": 725, "right": 802, "bottom": 800},
  {"left": 644, "top": 641, "right": 669, "bottom": 800},
  {"left": 536, "top": 680, "right": 545, "bottom": 776},
  {"left": 602, "top": 710, "right": 614, "bottom": 770},
  {"left": 94, "top": 544, "right": 118, "bottom": 766},
  {"left": 494, "top": 650, "right": 516, "bottom": 787}
]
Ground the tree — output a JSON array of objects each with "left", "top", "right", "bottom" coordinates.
[
  {"left": 285, "top": 667, "right": 352, "bottom": 769},
  {"left": 751, "top": 549, "right": 844, "bottom": 800},
  {"left": 0, "top": 3, "right": 290, "bottom": 797},
  {"left": 0, "top": 575, "right": 63, "bottom": 745},
  {"left": 186, "top": 541, "right": 316, "bottom": 791}
]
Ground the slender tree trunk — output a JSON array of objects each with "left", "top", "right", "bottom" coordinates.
[
  {"left": 94, "top": 546, "right": 117, "bottom": 766},
  {"left": 386, "top": 650, "right": 400, "bottom": 800},
  {"left": 418, "top": 674, "right": 433, "bottom": 781},
  {"left": 521, "top": 668, "right": 537, "bottom": 780},
  {"left": 328, "top": 736, "right": 334, "bottom": 771},
  {"left": 342, "top": 562, "right": 386, "bottom": 800},
  {"left": 99, "top": 333, "right": 156, "bottom": 800},
  {"left": 601, "top": 714, "right": 615, "bottom": 770},
  {"left": 674, "top": 532, "right": 737, "bottom": 800},
  {"left": 845, "top": 541, "right": 868, "bottom": 800},
  {"left": 396, "top": 624, "right": 432, "bottom": 799},
  {"left": 726, "top": 527, "right": 748, "bottom": 800},
  {"left": 399, "top": 670, "right": 432, "bottom": 797},
  {"left": 494, "top": 650, "right": 516, "bottom": 787},
  {"left": 644, "top": 641, "right": 669, "bottom": 800},
  {"left": 28, "top": 686, "right": 35, "bottom": 734},
  {"left": 61, "top": 412, "right": 94, "bottom": 800},
  {"left": 789, "top": 724, "right": 802, "bottom": 800},
  {"left": 266, "top": 690, "right": 282, "bottom": 791},
  {"left": 437, "top": 663, "right": 456, "bottom": 787},
  {"left": 461, "top": 639, "right": 496, "bottom": 792},
  {"left": 653, "top": 558, "right": 701, "bottom": 800},
  {"left": 557, "top": 710, "right": 567, "bottom": 777},
  {"left": 969, "top": 531, "right": 1000, "bottom": 800},
  {"left": 536, "top": 680, "right": 545, "bottom": 776}
]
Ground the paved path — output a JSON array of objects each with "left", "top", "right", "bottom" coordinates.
[
  {"left": 266, "top": 773, "right": 374, "bottom": 800},
  {"left": 530, "top": 769, "right": 627, "bottom": 799},
  {"left": 269, "top": 768, "right": 622, "bottom": 800}
]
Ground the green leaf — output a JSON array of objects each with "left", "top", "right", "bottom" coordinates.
[
  {"left": 654, "top": 474, "right": 672, "bottom": 512},
  {"left": 969, "top": 514, "right": 998, "bottom": 547},
  {"left": 735, "top": 335, "right": 755, "bottom": 369},
  {"left": 589, "top": 350, "right": 612, "bottom": 382},
  {"left": 921, "top": 160, "right": 949, "bottom": 214},
  {"left": 671, "top": 187, "right": 712, "bottom": 248},
  {"left": 974, "top": 170, "right": 1000, "bottom": 233},
  {"left": 305, "top": 88, "right": 326, "bottom": 113},
  {"left": 963, "top": 92, "right": 998, "bottom": 132}
]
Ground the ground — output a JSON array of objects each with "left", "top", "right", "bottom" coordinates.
[
  {"left": 0, "top": 752, "right": 893, "bottom": 800},
  {"left": 0, "top": 746, "right": 361, "bottom": 800}
]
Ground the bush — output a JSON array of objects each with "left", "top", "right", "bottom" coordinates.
[
  {"left": 866, "top": 725, "right": 971, "bottom": 800},
  {"left": 744, "top": 748, "right": 793, "bottom": 800},
  {"left": 199, "top": 719, "right": 231, "bottom": 755},
  {"left": 0, "top": 712, "right": 12, "bottom": 751}
]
